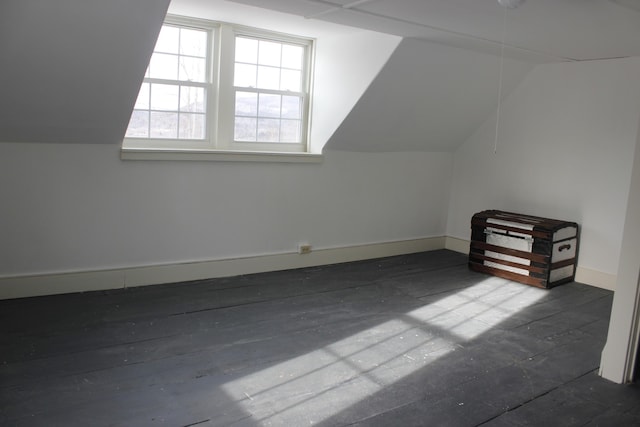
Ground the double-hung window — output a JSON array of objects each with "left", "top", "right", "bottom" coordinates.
[
  {"left": 126, "top": 19, "right": 210, "bottom": 144},
  {"left": 124, "top": 16, "right": 314, "bottom": 155},
  {"left": 232, "top": 35, "right": 307, "bottom": 148}
]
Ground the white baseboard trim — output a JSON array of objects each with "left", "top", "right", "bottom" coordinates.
[
  {"left": 0, "top": 270, "right": 126, "bottom": 301},
  {"left": 444, "top": 236, "right": 470, "bottom": 254},
  {"left": 574, "top": 267, "right": 616, "bottom": 291},
  {"left": 0, "top": 237, "right": 446, "bottom": 300},
  {"left": 1, "top": 236, "right": 616, "bottom": 300},
  {"left": 444, "top": 236, "right": 616, "bottom": 291}
]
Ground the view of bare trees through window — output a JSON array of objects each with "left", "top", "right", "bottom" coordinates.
[
  {"left": 126, "top": 25, "right": 208, "bottom": 140},
  {"left": 233, "top": 37, "right": 304, "bottom": 143},
  {"left": 234, "top": 92, "right": 301, "bottom": 142},
  {"left": 125, "top": 19, "right": 311, "bottom": 151}
]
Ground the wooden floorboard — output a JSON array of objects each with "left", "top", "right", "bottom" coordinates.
[{"left": 1, "top": 250, "right": 639, "bottom": 426}]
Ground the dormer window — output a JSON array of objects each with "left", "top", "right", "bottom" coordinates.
[{"left": 124, "top": 15, "right": 314, "bottom": 155}]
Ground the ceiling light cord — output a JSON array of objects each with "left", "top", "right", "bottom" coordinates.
[
  {"left": 494, "top": 5, "right": 508, "bottom": 155},
  {"left": 498, "top": 0, "right": 526, "bottom": 9}
]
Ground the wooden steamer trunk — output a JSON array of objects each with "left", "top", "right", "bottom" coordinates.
[{"left": 469, "top": 210, "right": 579, "bottom": 288}]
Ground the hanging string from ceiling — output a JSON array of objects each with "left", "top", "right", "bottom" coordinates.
[
  {"left": 494, "top": 0, "right": 525, "bottom": 154},
  {"left": 498, "top": 0, "right": 526, "bottom": 9},
  {"left": 494, "top": 4, "right": 508, "bottom": 154}
]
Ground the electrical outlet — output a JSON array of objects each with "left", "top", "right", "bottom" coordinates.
[{"left": 298, "top": 244, "right": 312, "bottom": 254}]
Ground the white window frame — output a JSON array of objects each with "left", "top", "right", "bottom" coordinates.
[{"left": 122, "top": 15, "right": 317, "bottom": 161}]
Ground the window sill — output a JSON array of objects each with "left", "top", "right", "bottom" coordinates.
[{"left": 120, "top": 147, "right": 324, "bottom": 163}]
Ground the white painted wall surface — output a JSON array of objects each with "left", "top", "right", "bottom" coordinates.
[
  {"left": 600, "top": 111, "right": 640, "bottom": 383},
  {"left": 447, "top": 57, "right": 640, "bottom": 279},
  {"left": 0, "top": 144, "right": 452, "bottom": 277}
]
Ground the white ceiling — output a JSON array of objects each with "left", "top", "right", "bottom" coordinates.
[{"left": 225, "top": 0, "right": 640, "bottom": 63}]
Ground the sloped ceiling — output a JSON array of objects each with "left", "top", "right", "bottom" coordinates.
[
  {"left": 2, "top": 0, "right": 639, "bottom": 151},
  {"left": 225, "top": 0, "right": 640, "bottom": 152},
  {"left": 323, "top": 38, "right": 534, "bottom": 152},
  {"left": 0, "top": 0, "right": 170, "bottom": 144}
]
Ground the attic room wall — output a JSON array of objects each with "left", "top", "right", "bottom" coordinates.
[
  {"left": 446, "top": 57, "right": 640, "bottom": 289},
  {"left": 0, "top": 143, "right": 452, "bottom": 295}
]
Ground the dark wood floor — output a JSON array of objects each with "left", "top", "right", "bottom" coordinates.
[{"left": 1, "top": 250, "right": 639, "bottom": 426}]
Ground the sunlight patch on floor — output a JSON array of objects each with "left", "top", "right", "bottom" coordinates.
[
  {"left": 221, "top": 277, "right": 547, "bottom": 425},
  {"left": 409, "top": 279, "right": 547, "bottom": 340}
]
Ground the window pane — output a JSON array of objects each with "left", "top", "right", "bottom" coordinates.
[
  {"left": 179, "top": 113, "right": 205, "bottom": 139},
  {"left": 235, "top": 117, "right": 257, "bottom": 141},
  {"left": 155, "top": 25, "right": 179, "bottom": 54},
  {"left": 126, "top": 110, "right": 149, "bottom": 137},
  {"left": 234, "top": 63, "right": 257, "bottom": 87},
  {"left": 180, "top": 86, "right": 206, "bottom": 113},
  {"left": 280, "top": 119, "right": 301, "bottom": 142},
  {"left": 258, "top": 94, "right": 281, "bottom": 118},
  {"left": 236, "top": 37, "right": 258, "bottom": 64},
  {"left": 258, "top": 118, "right": 280, "bottom": 142},
  {"left": 149, "top": 53, "right": 178, "bottom": 80},
  {"left": 126, "top": 22, "right": 311, "bottom": 148},
  {"left": 257, "top": 66, "right": 280, "bottom": 90},
  {"left": 280, "top": 69, "right": 301, "bottom": 92},
  {"left": 150, "top": 84, "right": 179, "bottom": 111},
  {"left": 179, "top": 28, "right": 207, "bottom": 57},
  {"left": 134, "top": 83, "right": 150, "bottom": 109},
  {"left": 258, "top": 40, "right": 281, "bottom": 67},
  {"left": 235, "top": 91, "right": 258, "bottom": 116},
  {"left": 179, "top": 56, "right": 206, "bottom": 82},
  {"left": 150, "top": 112, "right": 178, "bottom": 138},
  {"left": 281, "top": 96, "right": 301, "bottom": 119},
  {"left": 282, "top": 44, "right": 303, "bottom": 70}
]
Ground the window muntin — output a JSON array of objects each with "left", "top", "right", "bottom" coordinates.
[
  {"left": 126, "top": 23, "right": 209, "bottom": 141},
  {"left": 124, "top": 17, "right": 314, "bottom": 154},
  {"left": 233, "top": 36, "right": 306, "bottom": 144}
]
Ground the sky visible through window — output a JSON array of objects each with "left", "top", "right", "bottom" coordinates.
[
  {"left": 233, "top": 37, "right": 305, "bottom": 143},
  {"left": 125, "top": 22, "right": 311, "bottom": 151},
  {"left": 126, "top": 25, "right": 208, "bottom": 140}
]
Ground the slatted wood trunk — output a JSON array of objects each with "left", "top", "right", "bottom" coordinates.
[{"left": 469, "top": 210, "right": 579, "bottom": 288}]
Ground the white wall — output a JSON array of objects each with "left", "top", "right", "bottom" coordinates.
[
  {"left": 0, "top": 143, "right": 452, "bottom": 278},
  {"left": 447, "top": 57, "right": 640, "bottom": 285},
  {"left": 0, "top": 0, "right": 409, "bottom": 292},
  {"left": 600, "top": 110, "right": 640, "bottom": 383}
]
